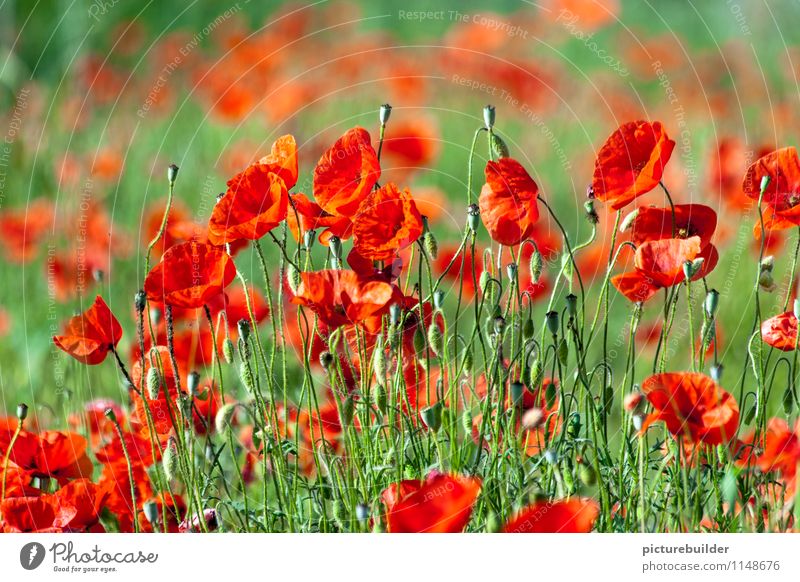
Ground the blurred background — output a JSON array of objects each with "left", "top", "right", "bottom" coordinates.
[{"left": 2, "top": 0, "right": 800, "bottom": 414}]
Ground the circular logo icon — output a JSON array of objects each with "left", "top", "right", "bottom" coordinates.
[{"left": 20, "top": 542, "right": 46, "bottom": 570}]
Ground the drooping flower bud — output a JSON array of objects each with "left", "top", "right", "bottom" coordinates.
[
  {"left": 146, "top": 367, "right": 161, "bottom": 400},
  {"left": 374, "top": 383, "right": 388, "bottom": 415},
  {"left": 491, "top": 132, "right": 509, "bottom": 158},
  {"left": 239, "top": 361, "right": 255, "bottom": 394},
  {"left": 529, "top": 248, "right": 543, "bottom": 283},
  {"left": 545, "top": 380, "right": 557, "bottom": 409},
  {"left": 163, "top": 436, "right": 180, "bottom": 482},
  {"left": 222, "top": 337, "right": 235, "bottom": 363},
  {"left": 427, "top": 323, "right": 443, "bottom": 357},
  {"left": 340, "top": 396, "right": 355, "bottom": 426},
  {"left": 215, "top": 402, "right": 237, "bottom": 434},
  {"left": 557, "top": 338, "right": 569, "bottom": 366},
  {"left": 782, "top": 385, "right": 794, "bottom": 414},
  {"left": 620, "top": 208, "right": 639, "bottom": 232},
  {"left": 522, "top": 318, "right": 534, "bottom": 340},
  {"left": 421, "top": 402, "right": 443, "bottom": 432},
  {"left": 528, "top": 358, "right": 543, "bottom": 391},
  {"left": 424, "top": 230, "right": 438, "bottom": 259}
]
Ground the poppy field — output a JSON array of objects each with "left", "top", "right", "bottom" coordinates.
[{"left": 2, "top": 1, "right": 800, "bottom": 535}]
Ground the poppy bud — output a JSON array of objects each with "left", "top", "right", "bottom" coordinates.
[
  {"left": 16, "top": 403, "right": 28, "bottom": 421},
  {"left": 493, "top": 315, "right": 506, "bottom": 335},
  {"left": 461, "top": 347, "right": 474, "bottom": 373},
  {"left": 579, "top": 462, "right": 597, "bottom": 487},
  {"left": 545, "top": 380, "right": 557, "bottom": 409},
  {"left": 461, "top": 409, "right": 474, "bottom": 433},
  {"left": 187, "top": 371, "right": 201, "bottom": 395},
  {"left": 704, "top": 288, "right": 720, "bottom": 318},
  {"left": 340, "top": 396, "right": 355, "bottom": 426},
  {"left": 584, "top": 200, "right": 599, "bottom": 225},
  {"left": 743, "top": 403, "right": 756, "bottom": 425},
  {"left": 506, "top": 262, "right": 518, "bottom": 283},
  {"left": 167, "top": 164, "right": 179, "bottom": 184},
  {"left": 379, "top": 103, "right": 392, "bottom": 125},
  {"left": 237, "top": 319, "right": 251, "bottom": 343},
  {"left": 483, "top": 104, "right": 496, "bottom": 129},
  {"left": 510, "top": 381, "right": 525, "bottom": 407},
  {"left": 374, "top": 383, "right": 388, "bottom": 415},
  {"left": 135, "top": 290, "right": 147, "bottom": 314},
  {"left": 620, "top": 208, "right": 639, "bottom": 232},
  {"left": 521, "top": 407, "right": 545, "bottom": 430},
  {"left": 146, "top": 367, "right": 161, "bottom": 399},
  {"left": 491, "top": 133, "right": 509, "bottom": 158},
  {"left": 239, "top": 361, "right": 255, "bottom": 394},
  {"left": 413, "top": 326, "right": 426, "bottom": 354},
  {"left": 479, "top": 271, "right": 491, "bottom": 296},
  {"left": 215, "top": 402, "right": 237, "bottom": 434},
  {"left": 467, "top": 203, "right": 480, "bottom": 232},
  {"left": 287, "top": 263, "right": 302, "bottom": 295},
  {"left": 373, "top": 343, "right": 386, "bottom": 381},
  {"left": 682, "top": 260, "right": 694, "bottom": 281},
  {"left": 782, "top": 385, "right": 794, "bottom": 414},
  {"left": 223, "top": 338, "right": 235, "bottom": 364},
  {"left": 329, "top": 236, "right": 342, "bottom": 269},
  {"left": 424, "top": 231, "right": 438, "bottom": 259},
  {"left": 710, "top": 363, "right": 723, "bottom": 382},
  {"left": 163, "top": 436, "right": 180, "bottom": 482},
  {"left": 389, "top": 303, "right": 401, "bottom": 326},
  {"left": 528, "top": 358, "right": 543, "bottom": 391},
  {"left": 545, "top": 311, "right": 559, "bottom": 337},
  {"left": 529, "top": 248, "right": 543, "bottom": 283},
  {"left": 421, "top": 402, "right": 443, "bottom": 432},
  {"left": 565, "top": 293, "right": 578, "bottom": 319},
  {"left": 320, "top": 350, "right": 334, "bottom": 369},
  {"left": 557, "top": 338, "right": 568, "bottom": 366},
  {"left": 427, "top": 323, "right": 443, "bottom": 357},
  {"left": 143, "top": 500, "right": 159, "bottom": 525},
  {"left": 522, "top": 318, "right": 534, "bottom": 340},
  {"left": 567, "top": 412, "right": 581, "bottom": 438},
  {"left": 332, "top": 499, "right": 347, "bottom": 528}
]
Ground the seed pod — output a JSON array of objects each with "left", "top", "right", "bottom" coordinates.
[
  {"left": 467, "top": 203, "right": 480, "bottom": 233},
  {"left": 163, "top": 436, "right": 180, "bottom": 482},
  {"left": 223, "top": 338, "right": 235, "bottom": 364},
  {"left": 433, "top": 290, "right": 445, "bottom": 312},
  {"left": 134, "top": 290, "right": 147, "bottom": 314},
  {"left": 215, "top": 403, "right": 237, "bottom": 434},
  {"left": 565, "top": 293, "right": 578, "bottom": 319},
  {"left": 491, "top": 132, "right": 509, "bottom": 158},
  {"left": 545, "top": 311, "right": 559, "bottom": 337},
  {"left": 146, "top": 367, "right": 161, "bottom": 400},
  {"left": 529, "top": 248, "right": 543, "bottom": 283},
  {"left": 187, "top": 371, "right": 201, "bottom": 395},
  {"left": 483, "top": 104, "right": 496, "bottom": 129},
  {"left": 16, "top": 403, "right": 28, "bottom": 421},
  {"left": 379, "top": 103, "right": 392, "bottom": 125},
  {"left": 304, "top": 229, "right": 316, "bottom": 250},
  {"left": 704, "top": 289, "right": 720, "bottom": 318},
  {"left": 427, "top": 323, "right": 443, "bottom": 357},
  {"left": 237, "top": 319, "right": 251, "bottom": 343},
  {"left": 167, "top": 163, "right": 180, "bottom": 184}
]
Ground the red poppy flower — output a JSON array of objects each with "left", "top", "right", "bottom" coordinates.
[
  {"left": 144, "top": 241, "right": 236, "bottom": 309},
  {"left": 0, "top": 479, "right": 104, "bottom": 533},
  {"left": 0, "top": 199, "right": 54, "bottom": 263},
  {"left": 53, "top": 295, "right": 122, "bottom": 365},
  {"left": 207, "top": 166, "right": 289, "bottom": 246},
  {"left": 761, "top": 311, "right": 798, "bottom": 351},
  {"left": 382, "top": 472, "right": 481, "bottom": 533},
  {"left": 291, "top": 269, "right": 396, "bottom": 334},
  {"left": 4, "top": 430, "right": 93, "bottom": 483},
  {"left": 751, "top": 418, "right": 800, "bottom": 481},
  {"left": 592, "top": 121, "right": 675, "bottom": 210},
  {"left": 380, "top": 118, "right": 440, "bottom": 180},
  {"left": 313, "top": 127, "right": 381, "bottom": 217},
  {"left": 640, "top": 372, "right": 740, "bottom": 445},
  {"left": 286, "top": 192, "right": 353, "bottom": 245},
  {"left": 612, "top": 236, "right": 713, "bottom": 302},
  {"left": 352, "top": 182, "right": 423, "bottom": 261},
  {"left": 742, "top": 147, "right": 800, "bottom": 211},
  {"left": 502, "top": 498, "right": 599, "bottom": 533},
  {"left": 479, "top": 158, "right": 540, "bottom": 246},
  {"left": 258, "top": 134, "right": 299, "bottom": 190},
  {"left": 628, "top": 204, "right": 717, "bottom": 248}
]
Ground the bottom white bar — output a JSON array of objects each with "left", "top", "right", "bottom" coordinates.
[{"left": 1, "top": 533, "right": 797, "bottom": 581}]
